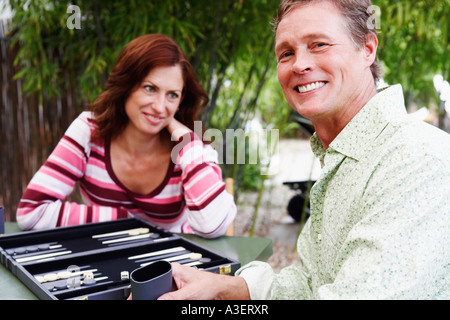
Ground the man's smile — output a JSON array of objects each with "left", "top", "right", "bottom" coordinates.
[{"left": 295, "top": 81, "right": 327, "bottom": 93}]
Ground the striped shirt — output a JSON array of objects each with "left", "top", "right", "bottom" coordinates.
[{"left": 16, "top": 111, "right": 236, "bottom": 238}]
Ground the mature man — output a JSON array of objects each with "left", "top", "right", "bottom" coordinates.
[{"left": 159, "top": 0, "right": 450, "bottom": 299}]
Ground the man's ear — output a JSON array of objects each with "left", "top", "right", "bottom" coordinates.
[{"left": 363, "top": 33, "right": 378, "bottom": 67}]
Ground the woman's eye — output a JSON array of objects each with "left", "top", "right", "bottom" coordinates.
[
  {"left": 169, "top": 92, "right": 179, "bottom": 99},
  {"left": 144, "top": 85, "right": 155, "bottom": 92}
]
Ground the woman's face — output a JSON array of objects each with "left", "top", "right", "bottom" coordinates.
[{"left": 124, "top": 65, "right": 184, "bottom": 137}]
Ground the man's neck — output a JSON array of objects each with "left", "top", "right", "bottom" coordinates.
[{"left": 313, "top": 83, "right": 378, "bottom": 149}]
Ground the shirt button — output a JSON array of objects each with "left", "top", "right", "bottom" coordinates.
[{"left": 317, "top": 234, "right": 322, "bottom": 241}]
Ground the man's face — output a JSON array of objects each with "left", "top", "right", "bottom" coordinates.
[{"left": 275, "top": 1, "right": 375, "bottom": 123}]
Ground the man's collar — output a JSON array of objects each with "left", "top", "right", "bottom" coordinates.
[{"left": 311, "top": 84, "right": 407, "bottom": 161}]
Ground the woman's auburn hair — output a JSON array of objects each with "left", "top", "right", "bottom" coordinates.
[{"left": 89, "top": 34, "right": 209, "bottom": 141}]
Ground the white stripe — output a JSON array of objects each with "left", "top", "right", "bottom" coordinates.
[
  {"left": 49, "top": 155, "right": 84, "bottom": 177},
  {"left": 84, "top": 164, "right": 115, "bottom": 183},
  {"left": 31, "top": 172, "right": 73, "bottom": 196},
  {"left": 78, "top": 205, "right": 86, "bottom": 224},
  {"left": 153, "top": 183, "right": 182, "bottom": 199},
  {"left": 178, "top": 145, "right": 205, "bottom": 168},
  {"left": 98, "top": 206, "right": 113, "bottom": 222}
]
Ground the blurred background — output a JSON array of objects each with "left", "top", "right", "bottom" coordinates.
[{"left": 1, "top": 0, "right": 449, "bottom": 253}]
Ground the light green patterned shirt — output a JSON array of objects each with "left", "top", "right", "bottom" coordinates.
[{"left": 236, "top": 85, "right": 450, "bottom": 299}]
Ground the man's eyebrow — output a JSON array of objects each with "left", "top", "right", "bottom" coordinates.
[
  {"left": 275, "top": 33, "right": 334, "bottom": 52},
  {"left": 304, "top": 33, "right": 333, "bottom": 40},
  {"left": 274, "top": 40, "right": 290, "bottom": 53}
]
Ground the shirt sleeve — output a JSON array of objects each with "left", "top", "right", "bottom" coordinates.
[
  {"left": 174, "top": 132, "right": 236, "bottom": 238},
  {"left": 235, "top": 216, "right": 315, "bottom": 300},
  {"left": 16, "top": 112, "right": 128, "bottom": 230},
  {"left": 236, "top": 261, "right": 313, "bottom": 300}
]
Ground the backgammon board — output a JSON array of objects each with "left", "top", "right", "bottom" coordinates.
[{"left": 0, "top": 218, "right": 240, "bottom": 300}]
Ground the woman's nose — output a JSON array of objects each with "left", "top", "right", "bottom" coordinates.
[{"left": 152, "top": 93, "right": 166, "bottom": 112}]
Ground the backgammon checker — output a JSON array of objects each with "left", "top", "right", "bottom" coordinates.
[{"left": 0, "top": 218, "right": 240, "bottom": 300}]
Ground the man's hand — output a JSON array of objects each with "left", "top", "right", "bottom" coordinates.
[{"left": 158, "top": 262, "right": 250, "bottom": 300}]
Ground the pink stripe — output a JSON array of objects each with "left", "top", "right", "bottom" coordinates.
[
  {"left": 177, "top": 134, "right": 203, "bottom": 159},
  {"left": 138, "top": 195, "right": 182, "bottom": 204},
  {"left": 92, "top": 206, "right": 100, "bottom": 222},
  {"left": 40, "top": 166, "right": 76, "bottom": 187},
  {"left": 51, "top": 141, "right": 85, "bottom": 164},
  {"left": 187, "top": 185, "right": 226, "bottom": 211},
  {"left": 182, "top": 162, "right": 220, "bottom": 179},
  {"left": 90, "top": 143, "right": 104, "bottom": 153},
  {"left": 16, "top": 206, "right": 35, "bottom": 217},
  {"left": 88, "top": 156, "right": 107, "bottom": 169},
  {"left": 183, "top": 165, "right": 219, "bottom": 186},
  {"left": 112, "top": 207, "right": 121, "bottom": 220},
  {"left": 181, "top": 222, "right": 194, "bottom": 234},
  {"left": 65, "top": 203, "right": 86, "bottom": 226},
  {"left": 69, "top": 204, "right": 83, "bottom": 225},
  {"left": 184, "top": 170, "right": 223, "bottom": 196}
]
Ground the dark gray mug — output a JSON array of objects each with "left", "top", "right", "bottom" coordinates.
[{"left": 130, "top": 260, "right": 172, "bottom": 300}]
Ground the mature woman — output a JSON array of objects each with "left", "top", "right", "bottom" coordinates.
[{"left": 16, "top": 34, "right": 236, "bottom": 238}]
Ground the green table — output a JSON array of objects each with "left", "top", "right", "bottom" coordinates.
[{"left": 0, "top": 223, "right": 272, "bottom": 300}]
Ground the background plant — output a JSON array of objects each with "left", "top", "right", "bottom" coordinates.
[{"left": 1, "top": 0, "right": 448, "bottom": 222}]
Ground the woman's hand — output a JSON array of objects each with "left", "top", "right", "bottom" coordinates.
[{"left": 167, "top": 118, "right": 192, "bottom": 141}]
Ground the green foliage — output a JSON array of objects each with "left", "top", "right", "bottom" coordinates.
[
  {"left": 7, "top": 0, "right": 283, "bottom": 113},
  {"left": 6, "top": 0, "right": 288, "bottom": 194},
  {"left": 4, "top": 0, "right": 449, "bottom": 193},
  {"left": 374, "top": 0, "right": 450, "bottom": 110}
]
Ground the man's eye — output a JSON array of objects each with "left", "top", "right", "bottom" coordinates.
[
  {"left": 278, "top": 51, "right": 293, "bottom": 61},
  {"left": 315, "top": 43, "right": 328, "bottom": 48}
]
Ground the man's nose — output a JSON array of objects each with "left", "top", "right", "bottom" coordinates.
[{"left": 292, "top": 50, "right": 314, "bottom": 74}]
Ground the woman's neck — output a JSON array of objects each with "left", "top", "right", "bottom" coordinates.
[{"left": 113, "top": 127, "right": 171, "bottom": 158}]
